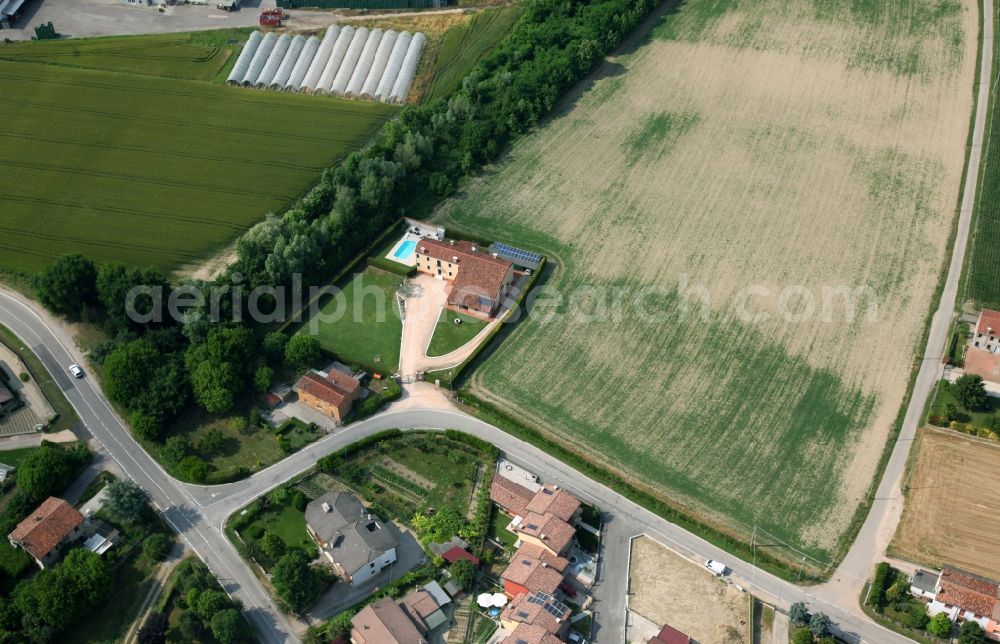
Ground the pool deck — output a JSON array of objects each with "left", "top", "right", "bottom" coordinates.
[{"left": 385, "top": 233, "right": 423, "bottom": 267}]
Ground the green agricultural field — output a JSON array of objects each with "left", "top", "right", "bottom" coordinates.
[
  {"left": 0, "top": 29, "right": 248, "bottom": 81},
  {"left": 424, "top": 4, "right": 524, "bottom": 102},
  {"left": 436, "top": 0, "right": 977, "bottom": 560},
  {"left": 0, "top": 34, "right": 396, "bottom": 274},
  {"left": 427, "top": 309, "right": 489, "bottom": 357},
  {"left": 966, "top": 29, "right": 1000, "bottom": 310},
  {"left": 297, "top": 268, "right": 404, "bottom": 373}
]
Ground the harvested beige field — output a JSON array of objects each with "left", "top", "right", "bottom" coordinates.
[
  {"left": 629, "top": 536, "right": 746, "bottom": 643},
  {"left": 890, "top": 428, "right": 1000, "bottom": 580},
  {"left": 436, "top": 0, "right": 977, "bottom": 558}
]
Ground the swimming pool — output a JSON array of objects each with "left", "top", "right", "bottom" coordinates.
[{"left": 393, "top": 239, "right": 417, "bottom": 260}]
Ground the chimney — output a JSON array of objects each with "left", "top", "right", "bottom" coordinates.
[
  {"left": 541, "top": 562, "right": 548, "bottom": 568},
  {"left": 541, "top": 533, "right": 547, "bottom": 540},
  {"left": 322, "top": 502, "right": 331, "bottom": 513},
  {"left": 492, "top": 252, "right": 499, "bottom": 258},
  {"left": 449, "top": 239, "right": 455, "bottom": 245},
  {"left": 471, "top": 245, "right": 477, "bottom": 252}
]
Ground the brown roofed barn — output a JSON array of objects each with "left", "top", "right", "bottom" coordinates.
[{"left": 294, "top": 369, "right": 361, "bottom": 423}]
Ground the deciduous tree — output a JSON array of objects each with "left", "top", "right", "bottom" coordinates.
[
  {"left": 104, "top": 479, "right": 150, "bottom": 524},
  {"left": 955, "top": 374, "right": 988, "bottom": 411},
  {"left": 34, "top": 254, "right": 98, "bottom": 318}
]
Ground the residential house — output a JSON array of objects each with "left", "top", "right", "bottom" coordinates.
[
  {"left": 910, "top": 569, "right": 938, "bottom": 600},
  {"left": 294, "top": 368, "right": 360, "bottom": 423},
  {"left": 414, "top": 238, "right": 515, "bottom": 316},
  {"left": 513, "top": 511, "right": 576, "bottom": 557},
  {"left": 8, "top": 497, "right": 85, "bottom": 568},
  {"left": 973, "top": 309, "right": 1000, "bottom": 354},
  {"left": 926, "top": 566, "right": 1000, "bottom": 636},
  {"left": 491, "top": 479, "right": 581, "bottom": 557},
  {"left": 504, "top": 623, "right": 562, "bottom": 644},
  {"left": 501, "top": 542, "right": 569, "bottom": 597},
  {"left": 351, "top": 597, "right": 427, "bottom": 644},
  {"left": 350, "top": 582, "right": 450, "bottom": 644},
  {"left": 524, "top": 484, "right": 581, "bottom": 524},
  {"left": 305, "top": 491, "right": 398, "bottom": 586},
  {"left": 499, "top": 591, "right": 570, "bottom": 637},
  {"left": 649, "top": 624, "right": 691, "bottom": 644},
  {"left": 491, "top": 476, "right": 535, "bottom": 518},
  {"left": 429, "top": 535, "right": 480, "bottom": 566}
]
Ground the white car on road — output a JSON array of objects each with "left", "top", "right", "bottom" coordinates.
[{"left": 68, "top": 364, "right": 84, "bottom": 378}]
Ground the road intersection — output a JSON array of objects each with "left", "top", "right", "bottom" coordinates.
[{"left": 0, "top": 0, "right": 992, "bottom": 639}]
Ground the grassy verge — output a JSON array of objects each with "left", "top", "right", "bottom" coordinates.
[{"left": 0, "top": 323, "right": 79, "bottom": 432}]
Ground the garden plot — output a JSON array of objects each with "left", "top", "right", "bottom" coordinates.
[{"left": 436, "top": 0, "right": 977, "bottom": 558}]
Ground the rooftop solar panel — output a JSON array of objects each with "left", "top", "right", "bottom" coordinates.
[{"left": 489, "top": 242, "right": 541, "bottom": 267}]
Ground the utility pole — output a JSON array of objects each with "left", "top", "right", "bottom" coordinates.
[{"left": 751, "top": 524, "right": 757, "bottom": 590}]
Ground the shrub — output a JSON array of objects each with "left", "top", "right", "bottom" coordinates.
[
  {"left": 869, "top": 562, "right": 892, "bottom": 608},
  {"left": 143, "top": 533, "right": 172, "bottom": 561},
  {"left": 927, "top": 613, "right": 952, "bottom": 638},
  {"left": 18, "top": 372, "right": 28, "bottom": 382},
  {"left": 178, "top": 456, "right": 211, "bottom": 483}
]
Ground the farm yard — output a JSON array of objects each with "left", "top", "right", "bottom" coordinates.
[
  {"left": 0, "top": 31, "right": 396, "bottom": 275},
  {"left": 436, "top": 0, "right": 978, "bottom": 559},
  {"left": 890, "top": 428, "right": 1000, "bottom": 580}
]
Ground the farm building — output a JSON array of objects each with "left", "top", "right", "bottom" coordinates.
[
  {"left": 973, "top": 309, "right": 1000, "bottom": 354},
  {"left": 226, "top": 26, "right": 426, "bottom": 102},
  {"left": 294, "top": 367, "right": 360, "bottom": 423},
  {"left": 305, "top": 491, "right": 399, "bottom": 586},
  {"left": 924, "top": 566, "right": 1000, "bottom": 636},
  {"left": 414, "top": 238, "right": 515, "bottom": 317}
]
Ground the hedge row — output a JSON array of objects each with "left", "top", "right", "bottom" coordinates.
[
  {"left": 366, "top": 256, "right": 417, "bottom": 277},
  {"left": 869, "top": 562, "right": 893, "bottom": 608}
]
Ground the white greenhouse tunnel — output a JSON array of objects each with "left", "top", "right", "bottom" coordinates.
[{"left": 226, "top": 26, "right": 426, "bottom": 104}]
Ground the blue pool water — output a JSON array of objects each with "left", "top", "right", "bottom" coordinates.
[{"left": 393, "top": 239, "right": 417, "bottom": 260}]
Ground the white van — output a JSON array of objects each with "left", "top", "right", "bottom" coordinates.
[{"left": 705, "top": 559, "right": 727, "bottom": 576}]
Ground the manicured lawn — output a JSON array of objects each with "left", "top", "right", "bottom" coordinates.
[
  {"left": 298, "top": 268, "right": 404, "bottom": 373},
  {"left": 488, "top": 507, "right": 517, "bottom": 548},
  {"left": 0, "top": 323, "right": 80, "bottom": 432},
  {"left": 426, "top": 309, "right": 489, "bottom": 357},
  {"left": 925, "top": 379, "right": 1000, "bottom": 426},
  {"left": 241, "top": 494, "right": 313, "bottom": 561}
]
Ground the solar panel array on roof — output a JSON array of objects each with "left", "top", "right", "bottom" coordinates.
[
  {"left": 489, "top": 242, "right": 542, "bottom": 268},
  {"left": 525, "top": 591, "right": 568, "bottom": 619}
]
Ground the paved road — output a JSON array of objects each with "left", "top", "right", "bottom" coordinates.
[
  {"left": 0, "top": 0, "right": 991, "bottom": 641},
  {"left": 812, "top": 0, "right": 995, "bottom": 615},
  {"left": 0, "top": 288, "right": 300, "bottom": 644}
]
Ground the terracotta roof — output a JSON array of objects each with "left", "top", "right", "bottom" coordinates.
[
  {"left": 976, "top": 309, "right": 1000, "bottom": 337},
  {"left": 416, "top": 238, "right": 512, "bottom": 306},
  {"left": 500, "top": 591, "right": 567, "bottom": 634},
  {"left": 935, "top": 567, "right": 1000, "bottom": 620},
  {"left": 8, "top": 497, "right": 84, "bottom": 561},
  {"left": 506, "top": 623, "right": 562, "bottom": 644},
  {"left": 295, "top": 370, "right": 359, "bottom": 410},
  {"left": 442, "top": 546, "right": 479, "bottom": 565},
  {"left": 516, "top": 512, "right": 576, "bottom": 554},
  {"left": 501, "top": 544, "right": 568, "bottom": 594},
  {"left": 525, "top": 484, "right": 580, "bottom": 522},
  {"left": 491, "top": 476, "right": 535, "bottom": 516},
  {"left": 351, "top": 597, "right": 426, "bottom": 644},
  {"left": 649, "top": 624, "right": 691, "bottom": 644},
  {"left": 399, "top": 588, "right": 439, "bottom": 631}
]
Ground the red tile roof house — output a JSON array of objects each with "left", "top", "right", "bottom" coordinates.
[
  {"left": 499, "top": 591, "right": 570, "bottom": 637},
  {"left": 648, "top": 623, "right": 692, "bottom": 644},
  {"left": 490, "top": 480, "right": 582, "bottom": 557},
  {"left": 8, "top": 497, "right": 85, "bottom": 569},
  {"left": 501, "top": 542, "right": 569, "bottom": 597},
  {"left": 350, "top": 597, "right": 427, "bottom": 644},
  {"left": 294, "top": 368, "right": 361, "bottom": 424},
  {"left": 503, "top": 622, "right": 563, "bottom": 644},
  {"left": 926, "top": 566, "right": 1000, "bottom": 636},
  {"left": 414, "top": 238, "right": 515, "bottom": 317},
  {"left": 491, "top": 476, "right": 535, "bottom": 518},
  {"left": 972, "top": 309, "right": 1000, "bottom": 354}
]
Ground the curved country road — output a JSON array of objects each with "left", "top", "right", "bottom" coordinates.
[{"left": 0, "top": 0, "right": 992, "bottom": 640}]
